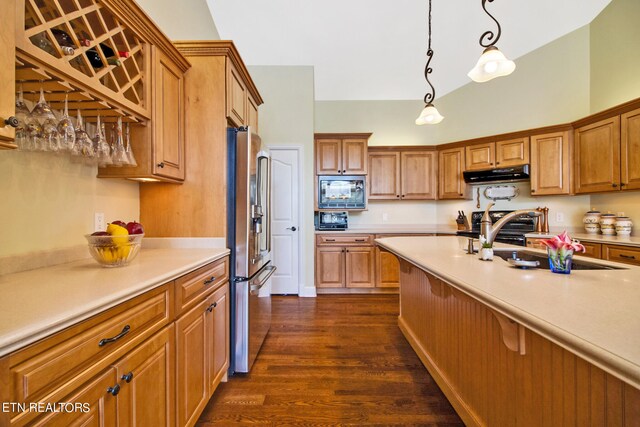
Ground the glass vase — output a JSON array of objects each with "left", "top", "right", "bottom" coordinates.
[{"left": 548, "top": 248, "right": 573, "bottom": 274}]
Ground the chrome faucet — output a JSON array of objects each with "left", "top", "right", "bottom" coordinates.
[{"left": 480, "top": 202, "right": 543, "bottom": 247}]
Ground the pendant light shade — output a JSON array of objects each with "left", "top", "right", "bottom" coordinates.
[
  {"left": 469, "top": 0, "right": 515, "bottom": 83},
  {"left": 416, "top": 0, "right": 443, "bottom": 126},
  {"left": 468, "top": 46, "right": 516, "bottom": 83},
  {"left": 415, "top": 104, "right": 444, "bottom": 125}
]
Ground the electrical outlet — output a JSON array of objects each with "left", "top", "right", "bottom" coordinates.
[
  {"left": 382, "top": 213, "right": 389, "bottom": 222},
  {"left": 556, "top": 212, "right": 565, "bottom": 223},
  {"left": 94, "top": 212, "right": 105, "bottom": 231}
]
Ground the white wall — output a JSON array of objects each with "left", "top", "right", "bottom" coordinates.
[
  {"left": 135, "top": 0, "right": 220, "bottom": 40},
  {"left": 247, "top": 65, "right": 316, "bottom": 296},
  {"left": 0, "top": 152, "right": 139, "bottom": 257}
]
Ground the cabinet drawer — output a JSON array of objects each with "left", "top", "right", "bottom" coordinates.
[
  {"left": 603, "top": 244, "right": 640, "bottom": 266},
  {"left": 175, "top": 258, "right": 229, "bottom": 314},
  {"left": 578, "top": 242, "right": 602, "bottom": 259},
  {"left": 9, "top": 285, "right": 171, "bottom": 405},
  {"left": 316, "top": 234, "right": 373, "bottom": 246}
]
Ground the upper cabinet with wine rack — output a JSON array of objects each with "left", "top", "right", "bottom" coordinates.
[{"left": 4, "top": 0, "right": 190, "bottom": 181}]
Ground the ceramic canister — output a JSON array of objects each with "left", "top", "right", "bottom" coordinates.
[
  {"left": 615, "top": 213, "right": 633, "bottom": 236},
  {"left": 600, "top": 213, "right": 617, "bottom": 235},
  {"left": 583, "top": 209, "right": 601, "bottom": 234}
]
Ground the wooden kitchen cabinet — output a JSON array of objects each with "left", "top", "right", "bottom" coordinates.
[
  {"left": 438, "top": 147, "right": 469, "bottom": 200},
  {"left": 315, "top": 133, "right": 370, "bottom": 175},
  {"left": 175, "top": 282, "right": 229, "bottom": 427},
  {"left": 465, "top": 138, "right": 529, "bottom": 171},
  {"left": 621, "top": 107, "right": 640, "bottom": 191},
  {"left": 226, "top": 59, "right": 247, "bottom": 127},
  {"left": 368, "top": 151, "right": 400, "bottom": 199},
  {"left": 247, "top": 94, "right": 259, "bottom": 132},
  {"left": 98, "top": 47, "right": 188, "bottom": 183},
  {"left": 140, "top": 42, "right": 263, "bottom": 237},
  {"left": 530, "top": 131, "right": 571, "bottom": 196},
  {"left": 315, "top": 234, "right": 374, "bottom": 289},
  {"left": 574, "top": 116, "right": 621, "bottom": 194},
  {"left": 368, "top": 148, "right": 436, "bottom": 200},
  {"left": 465, "top": 142, "right": 495, "bottom": 171},
  {"left": 375, "top": 247, "right": 400, "bottom": 288},
  {"left": 602, "top": 244, "right": 640, "bottom": 266},
  {"left": 0, "top": 0, "right": 16, "bottom": 148}
]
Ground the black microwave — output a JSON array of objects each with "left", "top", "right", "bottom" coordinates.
[{"left": 317, "top": 175, "right": 366, "bottom": 210}]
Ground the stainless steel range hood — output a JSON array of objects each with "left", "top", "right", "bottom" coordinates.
[{"left": 463, "top": 164, "right": 530, "bottom": 184}]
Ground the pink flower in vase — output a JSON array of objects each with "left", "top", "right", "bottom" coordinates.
[{"left": 539, "top": 231, "right": 586, "bottom": 273}]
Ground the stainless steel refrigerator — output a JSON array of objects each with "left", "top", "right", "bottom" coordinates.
[{"left": 227, "top": 127, "right": 276, "bottom": 374}]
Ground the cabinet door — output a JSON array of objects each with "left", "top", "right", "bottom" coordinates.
[
  {"left": 375, "top": 247, "right": 400, "bottom": 288},
  {"left": 115, "top": 325, "right": 175, "bottom": 427},
  {"left": 602, "top": 244, "right": 640, "bottom": 266},
  {"left": 438, "top": 147, "right": 468, "bottom": 199},
  {"left": 175, "top": 298, "right": 210, "bottom": 427},
  {"left": 315, "top": 247, "right": 345, "bottom": 288},
  {"left": 574, "top": 116, "right": 621, "bottom": 194},
  {"left": 579, "top": 242, "right": 602, "bottom": 259},
  {"left": 31, "top": 368, "right": 118, "bottom": 427},
  {"left": 226, "top": 60, "right": 247, "bottom": 127},
  {"left": 465, "top": 143, "right": 495, "bottom": 171},
  {"left": 0, "top": 0, "right": 16, "bottom": 148},
  {"left": 154, "top": 48, "right": 185, "bottom": 181},
  {"left": 496, "top": 137, "right": 529, "bottom": 167},
  {"left": 315, "top": 139, "right": 342, "bottom": 175},
  {"left": 400, "top": 151, "right": 437, "bottom": 200},
  {"left": 530, "top": 131, "right": 571, "bottom": 196},
  {"left": 621, "top": 108, "right": 640, "bottom": 191},
  {"left": 345, "top": 246, "right": 375, "bottom": 288},
  {"left": 247, "top": 94, "right": 259, "bottom": 133},
  {"left": 342, "top": 139, "right": 368, "bottom": 174},
  {"left": 208, "top": 284, "right": 229, "bottom": 392},
  {"left": 368, "top": 151, "right": 400, "bottom": 199}
]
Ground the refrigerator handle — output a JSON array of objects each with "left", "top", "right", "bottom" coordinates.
[{"left": 249, "top": 265, "right": 277, "bottom": 295}]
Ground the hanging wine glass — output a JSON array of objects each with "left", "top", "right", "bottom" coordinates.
[
  {"left": 14, "top": 84, "right": 31, "bottom": 150},
  {"left": 108, "top": 123, "right": 122, "bottom": 167},
  {"left": 74, "top": 109, "right": 95, "bottom": 163},
  {"left": 57, "top": 93, "right": 75, "bottom": 152},
  {"left": 111, "top": 117, "right": 128, "bottom": 166},
  {"left": 93, "top": 115, "right": 112, "bottom": 167},
  {"left": 29, "top": 86, "right": 59, "bottom": 152},
  {"left": 124, "top": 122, "right": 137, "bottom": 167}
]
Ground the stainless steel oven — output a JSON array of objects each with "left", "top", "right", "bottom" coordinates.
[{"left": 318, "top": 175, "right": 366, "bottom": 209}]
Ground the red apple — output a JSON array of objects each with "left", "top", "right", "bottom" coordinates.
[
  {"left": 91, "top": 231, "right": 110, "bottom": 236},
  {"left": 111, "top": 220, "right": 127, "bottom": 228},
  {"left": 126, "top": 221, "right": 144, "bottom": 235}
]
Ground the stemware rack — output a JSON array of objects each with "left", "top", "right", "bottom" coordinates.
[{"left": 14, "top": 0, "right": 188, "bottom": 124}]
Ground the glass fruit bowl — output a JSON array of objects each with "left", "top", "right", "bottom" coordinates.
[{"left": 85, "top": 233, "right": 144, "bottom": 267}]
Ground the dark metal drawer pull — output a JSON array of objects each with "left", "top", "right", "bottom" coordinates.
[
  {"left": 121, "top": 372, "right": 134, "bottom": 383},
  {"left": 355, "top": 239, "right": 366, "bottom": 242},
  {"left": 99, "top": 325, "right": 131, "bottom": 347},
  {"left": 203, "top": 276, "right": 216, "bottom": 285},
  {"left": 206, "top": 302, "right": 217, "bottom": 313},
  {"left": 107, "top": 384, "right": 120, "bottom": 396},
  {"left": 620, "top": 254, "right": 636, "bottom": 260},
  {"left": 325, "top": 239, "right": 336, "bottom": 242}
]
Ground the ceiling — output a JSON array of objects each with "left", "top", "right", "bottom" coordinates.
[{"left": 206, "top": 0, "right": 611, "bottom": 101}]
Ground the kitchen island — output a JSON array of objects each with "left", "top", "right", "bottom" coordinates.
[{"left": 376, "top": 236, "right": 640, "bottom": 427}]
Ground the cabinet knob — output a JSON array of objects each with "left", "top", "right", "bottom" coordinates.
[
  {"left": 107, "top": 384, "right": 121, "bottom": 396},
  {"left": 396, "top": 195, "right": 400, "bottom": 198},
  {"left": 2, "top": 116, "right": 19, "bottom": 128},
  {"left": 157, "top": 162, "right": 165, "bottom": 168},
  {"left": 206, "top": 302, "right": 217, "bottom": 313},
  {"left": 531, "top": 189, "right": 536, "bottom": 193},
  {"left": 612, "top": 183, "right": 618, "bottom": 188},
  {"left": 121, "top": 372, "right": 134, "bottom": 383},
  {"left": 621, "top": 183, "right": 627, "bottom": 187}
]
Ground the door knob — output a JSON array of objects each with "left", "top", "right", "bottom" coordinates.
[{"left": 286, "top": 226, "right": 297, "bottom": 231}]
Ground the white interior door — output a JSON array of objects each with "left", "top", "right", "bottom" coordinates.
[{"left": 269, "top": 148, "right": 300, "bottom": 294}]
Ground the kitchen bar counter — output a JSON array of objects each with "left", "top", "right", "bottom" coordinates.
[
  {"left": 0, "top": 247, "right": 229, "bottom": 357},
  {"left": 375, "top": 236, "right": 640, "bottom": 388},
  {"left": 316, "top": 224, "right": 458, "bottom": 234}
]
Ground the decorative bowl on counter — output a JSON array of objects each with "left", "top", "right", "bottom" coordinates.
[
  {"left": 582, "top": 209, "right": 601, "bottom": 234},
  {"left": 85, "top": 234, "right": 144, "bottom": 267},
  {"left": 615, "top": 213, "right": 633, "bottom": 236},
  {"left": 599, "top": 213, "right": 617, "bottom": 235}
]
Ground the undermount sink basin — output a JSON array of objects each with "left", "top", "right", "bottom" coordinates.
[{"left": 493, "top": 249, "right": 627, "bottom": 270}]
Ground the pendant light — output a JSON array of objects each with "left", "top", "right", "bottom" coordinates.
[
  {"left": 415, "top": 0, "right": 443, "bottom": 125},
  {"left": 468, "top": 0, "right": 515, "bottom": 83}
]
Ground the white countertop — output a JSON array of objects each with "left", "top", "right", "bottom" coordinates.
[
  {"left": 526, "top": 232, "right": 640, "bottom": 248},
  {"left": 375, "top": 236, "right": 640, "bottom": 389},
  {"left": 0, "top": 247, "right": 229, "bottom": 357},
  {"left": 316, "top": 224, "right": 459, "bottom": 234}
]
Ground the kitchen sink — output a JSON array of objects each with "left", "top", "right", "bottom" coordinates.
[{"left": 493, "top": 249, "right": 627, "bottom": 270}]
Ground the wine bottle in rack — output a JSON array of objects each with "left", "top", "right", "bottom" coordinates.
[{"left": 85, "top": 49, "right": 122, "bottom": 68}]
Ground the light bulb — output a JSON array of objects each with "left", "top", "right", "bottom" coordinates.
[{"left": 468, "top": 46, "right": 516, "bottom": 83}]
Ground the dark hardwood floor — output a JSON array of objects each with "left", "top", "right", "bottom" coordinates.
[{"left": 197, "top": 294, "right": 464, "bottom": 426}]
